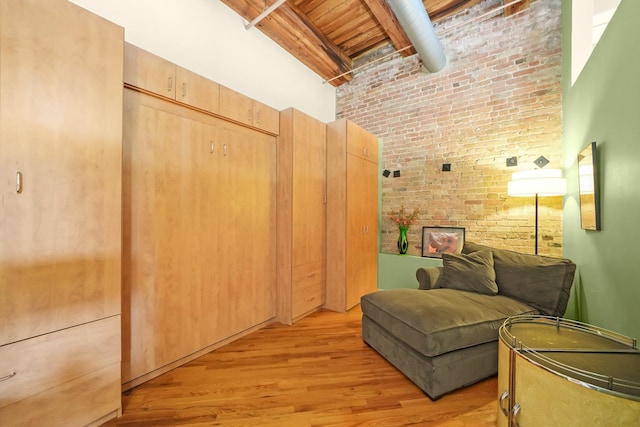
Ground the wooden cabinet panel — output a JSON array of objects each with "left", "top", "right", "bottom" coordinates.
[
  {"left": 0, "top": 0, "right": 123, "bottom": 346},
  {"left": 0, "top": 316, "right": 120, "bottom": 410},
  {"left": 220, "top": 85, "right": 254, "bottom": 126},
  {"left": 220, "top": 85, "right": 279, "bottom": 134},
  {"left": 346, "top": 120, "right": 378, "bottom": 163},
  {"left": 123, "top": 89, "right": 276, "bottom": 385},
  {"left": 292, "top": 111, "right": 327, "bottom": 267},
  {"left": 326, "top": 119, "right": 378, "bottom": 313},
  {"left": 0, "top": 1, "right": 123, "bottom": 423},
  {"left": 176, "top": 66, "right": 220, "bottom": 114},
  {"left": 253, "top": 99, "right": 280, "bottom": 134},
  {"left": 124, "top": 44, "right": 278, "bottom": 134},
  {"left": 215, "top": 122, "right": 277, "bottom": 333},
  {"left": 292, "top": 261, "right": 325, "bottom": 319},
  {"left": 345, "top": 155, "right": 378, "bottom": 310},
  {"left": 0, "top": 363, "right": 121, "bottom": 427},
  {"left": 123, "top": 91, "right": 213, "bottom": 381},
  {"left": 276, "top": 109, "right": 326, "bottom": 325},
  {"left": 124, "top": 42, "right": 176, "bottom": 98}
]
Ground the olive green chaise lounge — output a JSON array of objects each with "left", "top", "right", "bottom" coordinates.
[{"left": 361, "top": 241, "right": 576, "bottom": 399}]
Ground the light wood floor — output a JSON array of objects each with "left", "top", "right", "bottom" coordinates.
[{"left": 105, "top": 306, "right": 498, "bottom": 426}]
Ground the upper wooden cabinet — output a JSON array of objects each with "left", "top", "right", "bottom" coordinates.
[
  {"left": 124, "top": 43, "right": 277, "bottom": 134},
  {"left": 176, "top": 66, "right": 220, "bottom": 114},
  {"left": 220, "top": 85, "right": 279, "bottom": 134},
  {"left": 0, "top": 0, "right": 123, "bottom": 424},
  {"left": 276, "top": 108, "right": 326, "bottom": 325},
  {"left": 124, "top": 42, "right": 176, "bottom": 98},
  {"left": 346, "top": 125, "right": 379, "bottom": 164}
]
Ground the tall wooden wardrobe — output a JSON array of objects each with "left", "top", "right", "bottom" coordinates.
[
  {"left": 0, "top": 0, "right": 123, "bottom": 425},
  {"left": 276, "top": 108, "right": 327, "bottom": 325},
  {"left": 326, "top": 119, "right": 379, "bottom": 312},
  {"left": 122, "top": 44, "right": 278, "bottom": 389}
]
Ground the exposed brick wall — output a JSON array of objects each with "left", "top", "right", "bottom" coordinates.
[{"left": 336, "top": 0, "right": 564, "bottom": 257}]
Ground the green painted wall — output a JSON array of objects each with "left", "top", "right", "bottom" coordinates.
[
  {"left": 378, "top": 254, "right": 442, "bottom": 290},
  {"left": 562, "top": 0, "right": 640, "bottom": 338}
]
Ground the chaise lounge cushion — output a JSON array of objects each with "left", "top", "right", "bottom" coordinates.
[
  {"left": 360, "top": 288, "right": 538, "bottom": 357},
  {"left": 462, "top": 242, "right": 576, "bottom": 316},
  {"left": 436, "top": 250, "right": 498, "bottom": 295}
]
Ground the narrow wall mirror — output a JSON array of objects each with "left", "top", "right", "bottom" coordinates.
[{"left": 578, "top": 141, "right": 601, "bottom": 230}]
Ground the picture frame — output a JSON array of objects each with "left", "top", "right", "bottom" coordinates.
[
  {"left": 421, "top": 227, "right": 465, "bottom": 258},
  {"left": 578, "top": 141, "right": 601, "bottom": 230}
]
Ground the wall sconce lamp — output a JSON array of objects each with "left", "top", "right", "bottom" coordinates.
[{"left": 507, "top": 167, "right": 567, "bottom": 254}]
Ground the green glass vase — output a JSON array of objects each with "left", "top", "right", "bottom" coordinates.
[{"left": 398, "top": 227, "right": 408, "bottom": 255}]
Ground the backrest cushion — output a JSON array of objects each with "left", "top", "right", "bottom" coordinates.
[
  {"left": 436, "top": 250, "right": 499, "bottom": 295},
  {"left": 463, "top": 242, "right": 576, "bottom": 316}
]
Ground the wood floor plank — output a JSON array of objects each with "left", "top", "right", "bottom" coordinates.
[{"left": 105, "top": 306, "right": 498, "bottom": 426}]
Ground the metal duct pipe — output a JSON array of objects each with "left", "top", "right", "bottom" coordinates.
[{"left": 387, "top": 0, "right": 446, "bottom": 73}]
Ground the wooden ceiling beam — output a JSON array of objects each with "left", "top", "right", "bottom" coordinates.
[
  {"left": 426, "top": 0, "right": 484, "bottom": 21},
  {"left": 504, "top": 0, "right": 530, "bottom": 16},
  {"left": 363, "top": 0, "right": 416, "bottom": 57},
  {"left": 220, "top": 0, "right": 353, "bottom": 86}
]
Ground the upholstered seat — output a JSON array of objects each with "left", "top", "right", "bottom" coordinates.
[{"left": 361, "top": 242, "right": 576, "bottom": 399}]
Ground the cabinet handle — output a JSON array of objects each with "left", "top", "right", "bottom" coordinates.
[
  {"left": 256, "top": 111, "right": 261, "bottom": 124},
  {"left": 223, "top": 144, "right": 228, "bottom": 156},
  {"left": 306, "top": 272, "right": 316, "bottom": 278},
  {"left": 499, "top": 390, "right": 509, "bottom": 416},
  {"left": 248, "top": 108, "right": 253, "bottom": 123},
  {"left": 511, "top": 402, "right": 521, "bottom": 427},
  {"left": 182, "top": 82, "right": 187, "bottom": 97},
  {"left": 0, "top": 371, "right": 16, "bottom": 382},
  {"left": 16, "top": 171, "right": 22, "bottom": 194},
  {"left": 210, "top": 141, "right": 215, "bottom": 153},
  {"left": 168, "top": 76, "right": 173, "bottom": 92}
]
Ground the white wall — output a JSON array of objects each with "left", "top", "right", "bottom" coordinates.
[
  {"left": 571, "top": 0, "right": 621, "bottom": 87},
  {"left": 69, "top": 0, "right": 336, "bottom": 123}
]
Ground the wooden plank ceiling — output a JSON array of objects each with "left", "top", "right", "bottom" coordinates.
[{"left": 219, "top": 0, "right": 488, "bottom": 86}]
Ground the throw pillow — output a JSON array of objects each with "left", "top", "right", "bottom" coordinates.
[{"left": 437, "top": 250, "right": 499, "bottom": 295}]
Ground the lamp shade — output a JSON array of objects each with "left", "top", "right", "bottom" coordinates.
[{"left": 507, "top": 169, "right": 567, "bottom": 197}]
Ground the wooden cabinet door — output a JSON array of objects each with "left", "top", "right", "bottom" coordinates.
[
  {"left": 219, "top": 86, "right": 279, "bottom": 134},
  {"left": 122, "top": 91, "right": 219, "bottom": 382},
  {"left": 217, "top": 123, "right": 277, "bottom": 334},
  {"left": 292, "top": 112, "right": 326, "bottom": 267},
  {"left": 0, "top": 0, "right": 123, "bottom": 345},
  {"left": 176, "top": 66, "right": 220, "bottom": 114},
  {"left": 123, "top": 91, "right": 189, "bottom": 381},
  {"left": 345, "top": 155, "right": 378, "bottom": 310},
  {"left": 124, "top": 42, "right": 176, "bottom": 98},
  {"left": 346, "top": 120, "right": 378, "bottom": 163},
  {"left": 253, "top": 99, "right": 280, "bottom": 134},
  {"left": 219, "top": 85, "right": 253, "bottom": 127},
  {"left": 362, "top": 158, "right": 379, "bottom": 295},
  {"left": 345, "top": 154, "right": 367, "bottom": 310}
]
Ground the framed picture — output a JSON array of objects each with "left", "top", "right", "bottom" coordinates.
[
  {"left": 421, "top": 227, "right": 465, "bottom": 258},
  {"left": 578, "top": 141, "right": 601, "bottom": 230}
]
